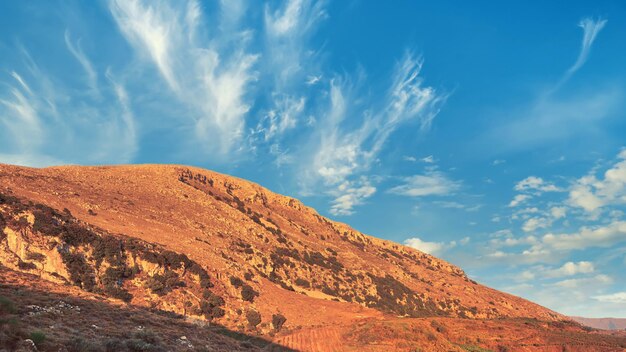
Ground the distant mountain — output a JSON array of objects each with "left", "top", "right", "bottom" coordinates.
[
  {"left": 571, "top": 316, "right": 626, "bottom": 330},
  {"left": 1, "top": 163, "right": 625, "bottom": 351}
]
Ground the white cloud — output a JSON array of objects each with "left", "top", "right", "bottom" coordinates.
[
  {"left": 516, "top": 270, "right": 536, "bottom": 282},
  {"left": 421, "top": 155, "right": 435, "bottom": 163},
  {"left": 260, "top": 0, "right": 327, "bottom": 143},
  {"left": 433, "top": 201, "right": 465, "bottom": 209},
  {"left": 522, "top": 217, "right": 550, "bottom": 232},
  {"left": 305, "top": 75, "right": 322, "bottom": 85},
  {"left": 484, "top": 18, "right": 615, "bottom": 153},
  {"left": 492, "top": 159, "right": 505, "bottom": 165},
  {"left": 568, "top": 150, "right": 626, "bottom": 213},
  {"left": 404, "top": 237, "right": 448, "bottom": 255},
  {"left": 258, "top": 95, "right": 306, "bottom": 141},
  {"left": 550, "top": 206, "right": 567, "bottom": 220},
  {"left": 329, "top": 179, "right": 376, "bottom": 216},
  {"left": 542, "top": 220, "right": 626, "bottom": 251},
  {"left": 593, "top": 292, "right": 626, "bottom": 303},
  {"left": 508, "top": 194, "right": 531, "bottom": 207},
  {"left": 551, "top": 18, "right": 607, "bottom": 92},
  {"left": 110, "top": 0, "right": 258, "bottom": 155},
  {"left": 64, "top": 30, "right": 98, "bottom": 95},
  {"left": 308, "top": 52, "right": 445, "bottom": 215},
  {"left": 544, "top": 261, "right": 595, "bottom": 278},
  {"left": 514, "top": 176, "right": 561, "bottom": 193},
  {"left": 389, "top": 171, "right": 460, "bottom": 197},
  {"left": 566, "top": 18, "right": 607, "bottom": 78},
  {"left": 0, "top": 48, "right": 137, "bottom": 166},
  {"left": 552, "top": 274, "right": 612, "bottom": 289}
]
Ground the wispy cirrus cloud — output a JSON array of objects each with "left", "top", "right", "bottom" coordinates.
[
  {"left": 2, "top": 1, "right": 445, "bottom": 217},
  {"left": 64, "top": 30, "right": 99, "bottom": 96},
  {"left": 307, "top": 53, "right": 447, "bottom": 215},
  {"left": 253, "top": 0, "right": 327, "bottom": 146},
  {"left": 0, "top": 46, "right": 137, "bottom": 166},
  {"left": 110, "top": 0, "right": 258, "bottom": 155},
  {"left": 560, "top": 17, "right": 607, "bottom": 85},
  {"left": 483, "top": 17, "right": 617, "bottom": 154}
]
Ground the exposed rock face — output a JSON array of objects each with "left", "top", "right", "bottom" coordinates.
[{"left": 0, "top": 163, "right": 563, "bottom": 333}]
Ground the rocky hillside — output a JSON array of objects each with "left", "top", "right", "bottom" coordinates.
[{"left": 2, "top": 163, "right": 625, "bottom": 351}]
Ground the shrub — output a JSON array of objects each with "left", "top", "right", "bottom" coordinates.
[
  {"left": 0, "top": 193, "right": 20, "bottom": 205},
  {"left": 103, "top": 338, "right": 125, "bottom": 352},
  {"left": 0, "top": 296, "right": 16, "bottom": 314},
  {"left": 26, "top": 252, "right": 46, "bottom": 262},
  {"left": 200, "top": 290, "right": 226, "bottom": 320},
  {"left": 132, "top": 329, "right": 161, "bottom": 345},
  {"left": 29, "top": 331, "right": 46, "bottom": 347},
  {"left": 295, "top": 278, "right": 310, "bottom": 288},
  {"left": 188, "top": 263, "right": 212, "bottom": 288},
  {"left": 125, "top": 339, "right": 165, "bottom": 352},
  {"left": 17, "top": 260, "right": 36, "bottom": 270},
  {"left": 430, "top": 320, "right": 447, "bottom": 333},
  {"left": 61, "top": 252, "right": 96, "bottom": 291},
  {"left": 161, "top": 250, "right": 191, "bottom": 270},
  {"left": 145, "top": 275, "right": 166, "bottom": 295},
  {"left": 246, "top": 310, "right": 262, "bottom": 328},
  {"left": 92, "top": 237, "right": 124, "bottom": 267},
  {"left": 272, "top": 314, "right": 287, "bottom": 332},
  {"left": 65, "top": 337, "right": 105, "bottom": 352},
  {"left": 32, "top": 207, "right": 63, "bottom": 236},
  {"left": 145, "top": 271, "right": 183, "bottom": 295},
  {"left": 230, "top": 276, "right": 244, "bottom": 288},
  {"left": 241, "top": 284, "right": 258, "bottom": 302}
]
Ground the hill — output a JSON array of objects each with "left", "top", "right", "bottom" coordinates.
[
  {"left": 1, "top": 163, "right": 625, "bottom": 351},
  {"left": 571, "top": 317, "right": 626, "bottom": 331}
]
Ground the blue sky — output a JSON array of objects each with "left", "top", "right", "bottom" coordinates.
[{"left": 1, "top": 0, "right": 625, "bottom": 318}]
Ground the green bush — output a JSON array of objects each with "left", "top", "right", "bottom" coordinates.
[{"left": 29, "top": 331, "right": 46, "bottom": 347}]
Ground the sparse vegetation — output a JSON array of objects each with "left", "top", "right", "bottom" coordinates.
[
  {"left": 199, "top": 290, "right": 225, "bottom": 319},
  {"left": 246, "top": 310, "right": 262, "bottom": 328},
  {"left": 29, "top": 331, "right": 46, "bottom": 348},
  {"left": 272, "top": 313, "right": 287, "bottom": 332},
  {"left": 295, "top": 278, "right": 310, "bottom": 288},
  {"left": 241, "top": 284, "right": 259, "bottom": 302},
  {"left": 0, "top": 296, "right": 16, "bottom": 314}
]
